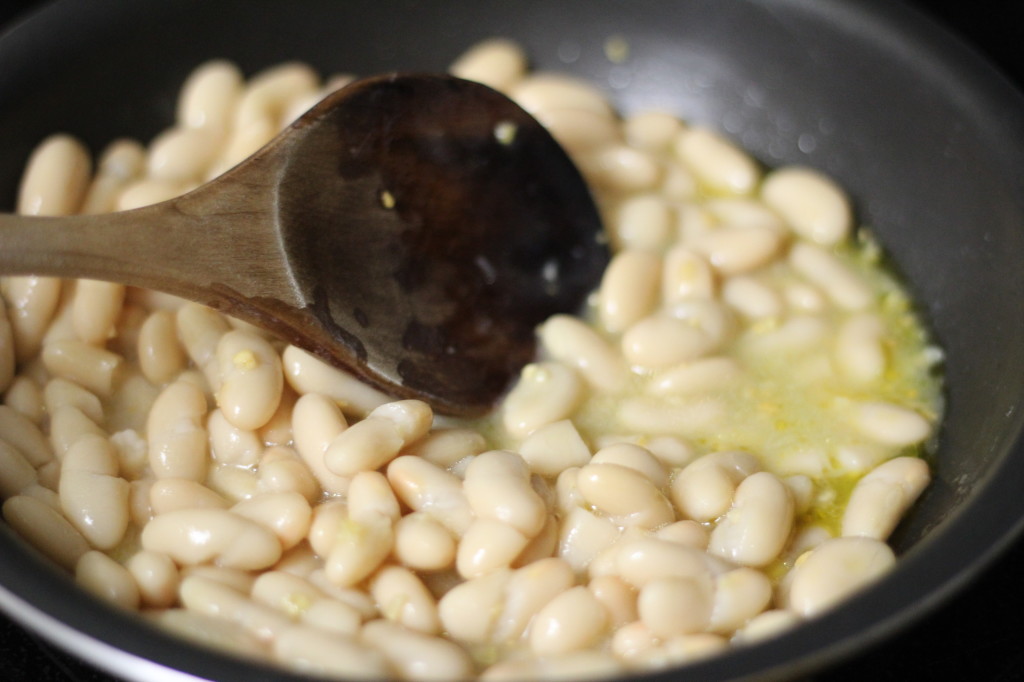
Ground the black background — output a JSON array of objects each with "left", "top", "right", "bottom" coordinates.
[{"left": 0, "top": 1, "right": 1023, "bottom": 680}]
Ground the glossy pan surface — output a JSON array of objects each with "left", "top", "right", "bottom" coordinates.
[{"left": 1, "top": 1, "right": 1023, "bottom": 680}]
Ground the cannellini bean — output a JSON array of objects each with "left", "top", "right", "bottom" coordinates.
[
  {"left": 72, "top": 280, "right": 124, "bottom": 345},
  {"left": 671, "top": 450, "right": 762, "bottom": 521},
  {"left": 761, "top": 166, "right": 852, "bottom": 246},
  {"left": 835, "top": 313, "right": 887, "bottom": 384},
  {"left": 624, "top": 111, "right": 684, "bottom": 152},
  {"left": 558, "top": 506, "right": 622, "bottom": 572},
  {"left": 494, "top": 558, "right": 576, "bottom": 641},
  {"left": 577, "top": 462, "right": 673, "bottom": 529},
  {"left": 117, "top": 179, "right": 189, "bottom": 210},
  {"left": 511, "top": 73, "right": 614, "bottom": 119},
  {"left": 81, "top": 139, "right": 145, "bottom": 213},
  {"left": 76, "top": 550, "right": 140, "bottom": 610},
  {"left": 789, "top": 242, "right": 872, "bottom": 310},
  {"left": 709, "top": 471, "right": 794, "bottom": 567},
  {"left": 708, "top": 567, "right": 773, "bottom": 633},
  {"left": 655, "top": 520, "right": 709, "bottom": 549},
  {"left": 127, "top": 550, "right": 180, "bottom": 608},
  {"left": 694, "top": 225, "right": 783, "bottom": 275},
  {"left": 41, "top": 339, "right": 123, "bottom": 397},
  {"left": 232, "top": 491, "right": 312, "bottom": 550},
  {"left": 732, "top": 609, "right": 802, "bottom": 644},
  {"left": 0, "top": 405, "right": 52, "bottom": 466},
  {"left": 502, "top": 361, "right": 585, "bottom": 438},
  {"left": 282, "top": 344, "right": 389, "bottom": 417},
  {"left": 638, "top": 576, "right": 712, "bottom": 637},
  {"left": 141, "top": 508, "right": 282, "bottom": 570},
  {"left": 449, "top": 37, "right": 527, "bottom": 92},
  {"left": 176, "top": 303, "right": 230, "bottom": 390},
  {"left": 235, "top": 62, "right": 319, "bottom": 130},
  {"left": 323, "top": 414, "right": 404, "bottom": 477},
  {"left": 0, "top": 439, "right": 38, "bottom": 498},
  {"left": 842, "top": 456, "right": 930, "bottom": 540},
  {"left": 534, "top": 107, "right": 622, "bottom": 154},
  {"left": 273, "top": 623, "right": 389, "bottom": 677},
  {"left": 257, "top": 446, "right": 320, "bottom": 504},
  {"left": 464, "top": 450, "right": 547, "bottom": 537},
  {"left": 207, "top": 408, "right": 263, "bottom": 466},
  {"left": 393, "top": 512, "right": 457, "bottom": 571},
  {"left": 615, "top": 537, "right": 724, "bottom": 588},
  {"left": 44, "top": 377, "right": 103, "bottom": 424},
  {"left": 612, "top": 194, "right": 674, "bottom": 251},
  {"left": 637, "top": 633, "right": 729, "bottom": 670},
  {"left": 457, "top": 518, "right": 531, "bottom": 578},
  {"left": 137, "top": 309, "right": 187, "bottom": 384},
  {"left": 2, "top": 276, "right": 61, "bottom": 365},
  {"left": 598, "top": 250, "right": 662, "bottom": 333},
  {"left": 3, "top": 377, "right": 40, "bottom": 422},
  {"left": 387, "top": 456, "right": 473, "bottom": 535},
  {"left": 786, "top": 537, "right": 896, "bottom": 617},
  {"left": 180, "top": 574, "right": 292, "bottom": 643},
  {"left": 517, "top": 419, "right": 592, "bottom": 478},
  {"left": 215, "top": 330, "right": 283, "bottom": 431},
  {"left": 177, "top": 59, "right": 244, "bottom": 131},
  {"left": 317, "top": 507, "right": 394, "bottom": 588},
  {"left": 616, "top": 395, "right": 725, "bottom": 437},
  {"left": 347, "top": 470, "right": 400, "bottom": 522},
  {"left": 722, "top": 276, "right": 783, "bottom": 319},
  {"left": 590, "top": 442, "right": 666, "bottom": 489},
  {"left": 438, "top": 568, "right": 512, "bottom": 643},
  {"left": 649, "top": 357, "right": 742, "bottom": 396},
  {"left": 363, "top": 619, "right": 475, "bottom": 681},
  {"left": 851, "top": 401, "right": 932, "bottom": 447},
  {"left": 147, "top": 126, "right": 221, "bottom": 182},
  {"left": 581, "top": 144, "right": 662, "bottom": 193},
  {"left": 529, "top": 585, "right": 608, "bottom": 655},
  {"left": 2, "top": 494, "right": 90, "bottom": 571},
  {"left": 291, "top": 392, "right": 351, "bottom": 495},
  {"left": 147, "top": 379, "right": 208, "bottom": 480},
  {"left": 622, "top": 315, "right": 712, "bottom": 368},
  {"left": 152, "top": 609, "right": 265, "bottom": 657},
  {"left": 369, "top": 564, "right": 440, "bottom": 635},
  {"left": 18, "top": 133, "right": 91, "bottom": 216},
  {"left": 611, "top": 620, "right": 660, "bottom": 661},
  {"left": 49, "top": 404, "right": 105, "bottom": 459},
  {"left": 661, "top": 247, "right": 715, "bottom": 303},
  {"left": 588, "top": 575, "right": 638, "bottom": 628},
  {"left": 402, "top": 427, "right": 487, "bottom": 468},
  {"left": 674, "top": 127, "right": 759, "bottom": 195},
  {"left": 59, "top": 434, "right": 130, "bottom": 550}
]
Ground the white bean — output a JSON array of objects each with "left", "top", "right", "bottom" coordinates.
[
  {"left": 176, "top": 303, "right": 229, "bottom": 390},
  {"left": 638, "top": 576, "right": 712, "bottom": 637},
  {"left": 273, "top": 623, "right": 389, "bottom": 677},
  {"left": 141, "top": 508, "right": 282, "bottom": 570},
  {"left": 147, "top": 379, "right": 208, "bottom": 480},
  {"left": 437, "top": 568, "right": 511, "bottom": 643},
  {"left": 722, "top": 276, "right": 783, "bottom": 319},
  {"left": 2, "top": 276, "right": 61, "bottom": 364},
  {"left": 464, "top": 450, "right": 547, "bottom": 537},
  {"left": 517, "top": 419, "right": 592, "bottom": 478},
  {"left": 449, "top": 38, "right": 528, "bottom": 93},
  {"left": 598, "top": 249, "right": 662, "bottom": 333},
  {"left": 842, "top": 456, "right": 930, "bottom": 540},
  {"left": 529, "top": 586, "right": 608, "bottom": 655},
  {"left": 127, "top": 550, "right": 179, "bottom": 608},
  {"left": 76, "top": 550, "right": 140, "bottom": 610},
  {"left": 387, "top": 456, "right": 473, "bottom": 535},
  {"left": 393, "top": 512, "right": 457, "bottom": 571},
  {"left": 622, "top": 315, "right": 713, "bottom": 368},
  {"left": 17, "top": 133, "right": 91, "bottom": 216},
  {"left": 670, "top": 450, "right": 762, "bottom": 522},
  {"left": 457, "top": 518, "right": 531, "bottom": 578},
  {"left": 534, "top": 107, "right": 622, "bottom": 154},
  {"left": 661, "top": 246, "right": 715, "bottom": 304},
  {"left": 511, "top": 73, "right": 614, "bottom": 119},
  {"left": 674, "top": 127, "right": 759, "bottom": 195},
  {"left": 789, "top": 242, "right": 872, "bottom": 310},
  {"left": 612, "top": 194, "right": 674, "bottom": 250},
  {"left": 624, "top": 111, "right": 684, "bottom": 152},
  {"left": 232, "top": 491, "right": 311, "bottom": 550},
  {"left": 402, "top": 427, "right": 487, "bottom": 468},
  {"left": 709, "top": 471, "right": 794, "bottom": 567},
  {"left": 649, "top": 357, "right": 742, "bottom": 396},
  {"left": 494, "top": 558, "right": 575, "bottom": 641},
  {"left": 0, "top": 438, "right": 38, "bottom": 498},
  {"left": 558, "top": 506, "right": 622, "bottom": 573},
  {"left": 44, "top": 377, "right": 103, "bottom": 424},
  {"left": 42, "top": 339, "right": 123, "bottom": 397},
  {"left": 786, "top": 537, "right": 895, "bottom": 617},
  {"left": 2, "top": 494, "right": 90, "bottom": 571},
  {"left": 215, "top": 330, "right": 283, "bottom": 431},
  {"left": 694, "top": 225, "right": 783, "bottom": 275},
  {"left": 708, "top": 567, "right": 773, "bottom": 633},
  {"left": 502, "top": 361, "right": 584, "bottom": 438},
  {"left": 835, "top": 313, "right": 887, "bottom": 384},
  {"left": 282, "top": 344, "right": 390, "bottom": 417},
  {"left": 137, "top": 309, "right": 187, "bottom": 385},
  {"left": 851, "top": 401, "right": 932, "bottom": 447},
  {"left": 363, "top": 619, "right": 475, "bottom": 681},
  {"left": 0, "top": 404, "right": 52, "bottom": 466},
  {"left": 59, "top": 434, "right": 130, "bottom": 550},
  {"left": 577, "top": 462, "right": 673, "bottom": 529},
  {"left": 177, "top": 59, "right": 244, "bottom": 131},
  {"left": 369, "top": 564, "right": 440, "bottom": 635},
  {"left": 291, "top": 392, "right": 350, "bottom": 495},
  {"left": 761, "top": 166, "right": 852, "bottom": 246},
  {"left": 147, "top": 126, "right": 221, "bottom": 182}
]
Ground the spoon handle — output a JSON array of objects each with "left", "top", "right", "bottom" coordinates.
[{"left": 0, "top": 178, "right": 303, "bottom": 312}]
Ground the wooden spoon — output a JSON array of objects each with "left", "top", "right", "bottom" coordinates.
[{"left": 0, "top": 74, "right": 607, "bottom": 416}]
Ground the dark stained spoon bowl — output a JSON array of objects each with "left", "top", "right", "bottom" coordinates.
[
  {"left": 1, "top": 1, "right": 1024, "bottom": 681},
  {"left": 0, "top": 73, "right": 606, "bottom": 416}
]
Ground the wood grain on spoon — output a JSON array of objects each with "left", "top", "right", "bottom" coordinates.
[{"left": 0, "top": 74, "right": 607, "bottom": 416}]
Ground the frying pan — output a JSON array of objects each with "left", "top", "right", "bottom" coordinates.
[{"left": 1, "top": 0, "right": 1023, "bottom": 680}]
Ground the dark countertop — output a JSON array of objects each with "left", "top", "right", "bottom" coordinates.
[{"left": 1, "top": 1, "right": 1023, "bottom": 680}]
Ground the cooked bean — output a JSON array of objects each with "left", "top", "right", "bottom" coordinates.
[
  {"left": 0, "top": 405, "right": 52, "bottom": 466},
  {"left": 790, "top": 242, "right": 872, "bottom": 310},
  {"left": 76, "top": 550, "right": 140, "bottom": 610},
  {"left": 529, "top": 585, "right": 608, "bottom": 655},
  {"left": 577, "top": 462, "right": 673, "bottom": 529},
  {"left": 257, "top": 446, "right": 320, "bottom": 503},
  {"left": 842, "top": 456, "right": 930, "bottom": 540},
  {"left": 206, "top": 408, "right": 263, "bottom": 467},
  {"left": 638, "top": 576, "right": 712, "bottom": 637},
  {"left": 590, "top": 442, "right": 666, "bottom": 489},
  {"left": 661, "top": 247, "right": 715, "bottom": 304},
  {"left": 457, "top": 518, "right": 531, "bottom": 578},
  {"left": 464, "top": 450, "right": 547, "bottom": 537},
  {"left": 17, "top": 133, "right": 91, "bottom": 217},
  {"left": 387, "top": 456, "right": 473, "bottom": 535},
  {"left": 616, "top": 395, "right": 725, "bottom": 438},
  {"left": 624, "top": 111, "right": 684, "bottom": 152},
  {"left": 232, "top": 491, "right": 311, "bottom": 550},
  {"left": 786, "top": 536, "right": 896, "bottom": 617},
  {"left": 2, "top": 493, "right": 90, "bottom": 571},
  {"left": 612, "top": 194, "right": 674, "bottom": 250},
  {"left": 611, "top": 620, "right": 660, "bottom": 661},
  {"left": 141, "top": 508, "right": 282, "bottom": 570},
  {"left": 117, "top": 178, "right": 190, "bottom": 210},
  {"left": 215, "top": 330, "right": 283, "bottom": 431},
  {"left": 282, "top": 344, "right": 389, "bottom": 417},
  {"left": 44, "top": 377, "right": 103, "bottom": 424},
  {"left": 324, "top": 414, "right": 404, "bottom": 477},
  {"left": 402, "top": 427, "right": 486, "bottom": 468},
  {"left": 438, "top": 568, "right": 511, "bottom": 643},
  {"left": 517, "top": 419, "right": 592, "bottom": 478},
  {"left": 147, "top": 379, "right": 208, "bottom": 480},
  {"left": 708, "top": 567, "right": 772, "bottom": 633},
  {"left": 291, "top": 392, "right": 351, "bottom": 495},
  {"left": 147, "top": 126, "right": 221, "bottom": 182},
  {"left": 1, "top": 276, "right": 62, "bottom": 364},
  {"left": 582, "top": 144, "right": 662, "bottom": 193},
  {"left": 761, "top": 166, "right": 852, "bottom": 246},
  {"left": 127, "top": 549, "right": 179, "bottom": 608},
  {"left": 622, "top": 315, "right": 712, "bottom": 368},
  {"left": 674, "top": 127, "right": 759, "bottom": 195},
  {"left": 42, "top": 339, "right": 123, "bottom": 397},
  {"left": 835, "top": 313, "right": 887, "bottom": 384},
  {"left": 177, "top": 59, "right": 243, "bottom": 131},
  {"left": 722, "top": 275, "right": 783, "bottom": 319},
  {"left": 851, "top": 400, "right": 932, "bottom": 447},
  {"left": 588, "top": 574, "right": 638, "bottom": 628},
  {"left": 494, "top": 558, "right": 575, "bottom": 641},
  {"left": 449, "top": 38, "right": 527, "bottom": 92},
  {"left": 534, "top": 107, "right": 622, "bottom": 154},
  {"left": 650, "top": 357, "right": 742, "bottom": 397},
  {"left": 502, "top": 361, "right": 585, "bottom": 438},
  {"left": 599, "top": 250, "right": 662, "bottom": 333},
  {"left": 138, "top": 309, "right": 187, "bottom": 384},
  {"left": 393, "top": 512, "right": 457, "bottom": 571},
  {"left": 59, "top": 434, "right": 130, "bottom": 550},
  {"left": 511, "top": 73, "right": 614, "bottom": 119},
  {"left": 363, "top": 619, "right": 475, "bottom": 681},
  {"left": 540, "top": 315, "right": 630, "bottom": 394},
  {"left": 695, "top": 224, "right": 783, "bottom": 275},
  {"left": 273, "top": 622, "right": 389, "bottom": 677},
  {"left": 149, "top": 478, "right": 228, "bottom": 516},
  {"left": 708, "top": 471, "right": 793, "bottom": 567},
  {"left": 368, "top": 564, "right": 440, "bottom": 635},
  {"left": 318, "top": 507, "right": 393, "bottom": 588},
  {"left": 615, "top": 537, "right": 725, "bottom": 589},
  {"left": 732, "top": 609, "right": 801, "bottom": 645},
  {"left": 0, "top": 438, "right": 38, "bottom": 498},
  {"left": 655, "top": 520, "right": 709, "bottom": 549},
  {"left": 180, "top": 574, "right": 292, "bottom": 644}
]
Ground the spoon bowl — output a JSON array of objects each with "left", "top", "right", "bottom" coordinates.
[{"left": 0, "top": 73, "right": 607, "bottom": 415}]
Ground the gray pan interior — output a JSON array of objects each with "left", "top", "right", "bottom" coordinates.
[{"left": 1, "top": 0, "right": 1023, "bottom": 680}]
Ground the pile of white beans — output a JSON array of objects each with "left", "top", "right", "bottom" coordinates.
[{"left": 0, "top": 38, "right": 943, "bottom": 680}]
